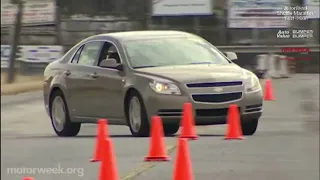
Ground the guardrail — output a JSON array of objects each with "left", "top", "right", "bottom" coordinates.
[
  {"left": 1, "top": 44, "right": 319, "bottom": 76},
  {"left": 216, "top": 45, "right": 320, "bottom": 53},
  {"left": 1, "top": 45, "right": 63, "bottom": 68},
  {"left": 61, "top": 44, "right": 320, "bottom": 54}
]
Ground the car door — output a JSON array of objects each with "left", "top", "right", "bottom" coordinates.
[
  {"left": 89, "top": 41, "right": 126, "bottom": 120},
  {"left": 65, "top": 41, "right": 104, "bottom": 118},
  {"left": 63, "top": 45, "right": 84, "bottom": 118}
]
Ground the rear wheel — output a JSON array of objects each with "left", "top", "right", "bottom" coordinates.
[
  {"left": 163, "top": 124, "right": 180, "bottom": 136},
  {"left": 241, "top": 118, "right": 259, "bottom": 135},
  {"left": 126, "top": 91, "right": 150, "bottom": 137},
  {"left": 50, "top": 90, "right": 81, "bottom": 137}
]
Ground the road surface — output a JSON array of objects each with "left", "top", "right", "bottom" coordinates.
[{"left": 1, "top": 74, "right": 319, "bottom": 180}]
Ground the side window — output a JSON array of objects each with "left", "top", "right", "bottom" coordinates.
[
  {"left": 98, "top": 42, "right": 122, "bottom": 66},
  {"left": 77, "top": 42, "right": 103, "bottom": 66},
  {"left": 98, "top": 42, "right": 112, "bottom": 65},
  {"left": 71, "top": 45, "right": 84, "bottom": 63},
  {"left": 106, "top": 45, "right": 121, "bottom": 64}
]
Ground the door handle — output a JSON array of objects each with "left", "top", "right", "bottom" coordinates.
[
  {"left": 63, "top": 70, "right": 71, "bottom": 76},
  {"left": 90, "top": 73, "right": 98, "bottom": 78}
]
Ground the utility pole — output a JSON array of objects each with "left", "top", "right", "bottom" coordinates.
[
  {"left": 6, "top": 0, "right": 23, "bottom": 83},
  {"left": 146, "top": 0, "right": 152, "bottom": 30},
  {"left": 55, "top": 5, "right": 62, "bottom": 46}
]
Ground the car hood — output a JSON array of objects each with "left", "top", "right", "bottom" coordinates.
[{"left": 135, "top": 64, "right": 247, "bottom": 83}]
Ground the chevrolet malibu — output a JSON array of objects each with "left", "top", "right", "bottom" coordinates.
[{"left": 43, "top": 31, "right": 263, "bottom": 137}]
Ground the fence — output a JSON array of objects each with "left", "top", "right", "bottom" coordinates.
[
  {"left": 1, "top": 0, "right": 319, "bottom": 77},
  {"left": 2, "top": 0, "right": 318, "bottom": 47},
  {"left": 57, "top": 0, "right": 319, "bottom": 50}
]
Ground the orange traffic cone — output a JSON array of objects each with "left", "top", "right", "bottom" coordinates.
[
  {"left": 22, "top": 177, "right": 34, "bottom": 180},
  {"left": 179, "top": 103, "right": 198, "bottom": 140},
  {"left": 225, "top": 104, "right": 243, "bottom": 140},
  {"left": 144, "top": 116, "right": 169, "bottom": 161},
  {"left": 98, "top": 138, "right": 119, "bottom": 180},
  {"left": 172, "top": 138, "right": 194, "bottom": 180},
  {"left": 90, "top": 119, "right": 109, "bottom": 162},
  {"left": 263, "top": 79, "right": 275, "bottom": 101}
]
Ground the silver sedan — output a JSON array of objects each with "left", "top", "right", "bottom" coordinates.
[{"left": 43, "top": 31, "right": 263, "bottom": 137}]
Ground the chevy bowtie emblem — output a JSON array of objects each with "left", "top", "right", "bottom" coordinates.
[{"left": 213, "top": 87, "right": 223, "bottom": 92}]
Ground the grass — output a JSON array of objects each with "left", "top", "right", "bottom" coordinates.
[{"left": 1, "top": 72, "right": 44, "bottom": 95}]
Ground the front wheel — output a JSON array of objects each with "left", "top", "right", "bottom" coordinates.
[
  {"left": 126, "top": 91, "right": 150, "bottom": 137},
  {"left": 50, "top": 91, "right": 81, "bottom": 137},
  {"left": 241, "top": 118, "right": 259, "bottom": 136}
]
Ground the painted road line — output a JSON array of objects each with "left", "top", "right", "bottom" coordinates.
[
  {"left": 121, "top": 145, "right": 176, "bottom": 180},
  {"left": 121, "top": 126, "right": 214, "bottom": 180}
]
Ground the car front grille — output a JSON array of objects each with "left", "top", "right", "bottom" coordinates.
[
  {"left": 192, "top": 92, "right": 242, "bottom": 103},
  {"left": 186, "top": 81, "right": 243, "bottom": 88}
]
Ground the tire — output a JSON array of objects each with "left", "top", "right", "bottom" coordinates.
[
  {"left": 126, "top": 91, "right": 150, "bottom": 137},
  {"left": 50, "top": 90, "right": 81, "bottom": 137},
  {"left": 163, "top": 124, "right": 180, "bottom": 136},
  {"left": 241, "top": 118, "right": 259, "bottom": 136}
]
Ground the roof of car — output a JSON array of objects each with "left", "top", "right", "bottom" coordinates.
[{"left": 95, "top": 30, "right": 196, "bottom": 41}]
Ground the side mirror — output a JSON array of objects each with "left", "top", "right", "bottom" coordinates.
[
  {"left": 99, "top": 58, "right": 123, "bottom": 71},
  {"left": 224, "top": 52, "right": 238, "bottom": 61}
]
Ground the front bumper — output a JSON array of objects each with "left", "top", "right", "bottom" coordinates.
[{"left": 144, "top": 88, "right": 263, "bottom": 125}]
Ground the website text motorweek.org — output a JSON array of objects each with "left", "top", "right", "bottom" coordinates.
[{"left": 6, "top": 164, "right": 84, "bottom": 177}]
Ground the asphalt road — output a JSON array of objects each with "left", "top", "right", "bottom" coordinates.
[{"left": 1, "top": 74, "right": 319, "bottom": 180}]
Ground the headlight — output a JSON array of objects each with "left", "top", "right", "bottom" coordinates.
[
  {"left": 149, "top": 80, "right": 181, "bottom": 95},
  {"left": 246, "top": 76, "right": 261, "bottom": 92}
]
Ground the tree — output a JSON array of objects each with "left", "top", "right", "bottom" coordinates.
[{"left": 7, "top": 0, "right": 23, "bottom": 83}]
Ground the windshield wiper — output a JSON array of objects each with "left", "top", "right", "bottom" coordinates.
[{"left": 134, "top": 65, "right": 157, "bottom": 69}]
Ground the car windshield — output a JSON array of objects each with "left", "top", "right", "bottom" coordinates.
[{"left": 123, "top": 37, "right": 231, "bottom": 69}]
